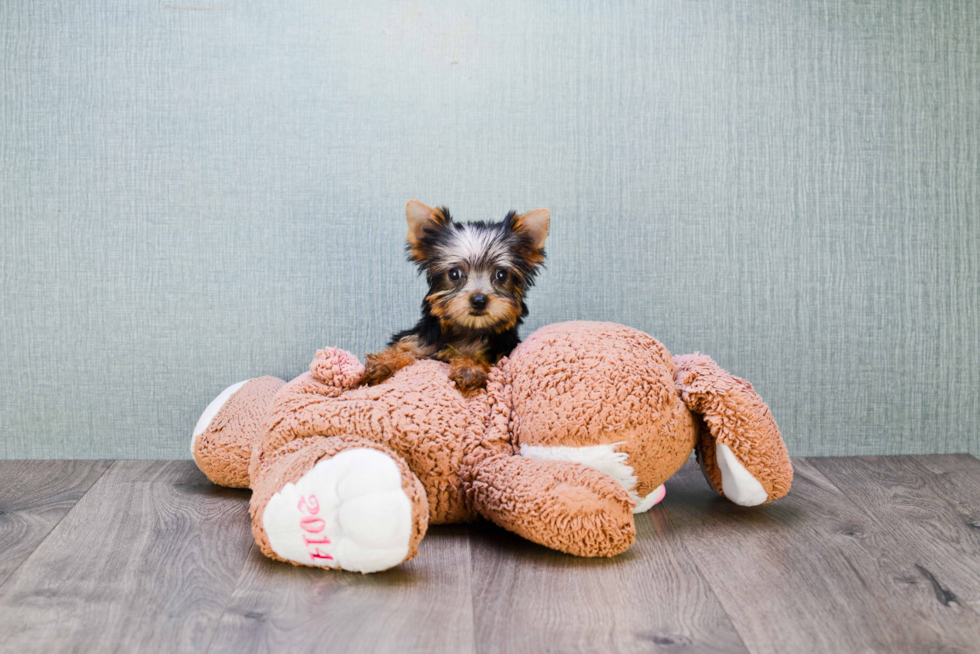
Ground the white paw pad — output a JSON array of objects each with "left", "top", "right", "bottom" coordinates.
[
  {"left": 633, "top": 484, "right": 666, "bottom": 513},
  {"left": 716, "top": 443, "right": 768, "bottom": 507},
  {"left": 263, "top": 448, "right": 414, "bottom": 573}
]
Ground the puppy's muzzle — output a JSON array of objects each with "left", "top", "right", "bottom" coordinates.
[{"left": 469, "top": 293, "right": 488, "bottom": 311}]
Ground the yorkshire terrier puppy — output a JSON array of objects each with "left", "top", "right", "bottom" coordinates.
[{"left": 362, "top": 200, "right": 550, "bottom": 396}]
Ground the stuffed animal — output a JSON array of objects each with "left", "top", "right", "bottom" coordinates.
[{"left": 191, "top": 321, "right": 792, "bottom": 573}]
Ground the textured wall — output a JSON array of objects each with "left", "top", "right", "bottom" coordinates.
[{"left": 2, "top": 1, "right": 978, "bottom": 459}]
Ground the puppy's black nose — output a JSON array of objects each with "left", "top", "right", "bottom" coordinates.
[{"left": 470, "top": 293, "right": 488, "bottom": 310}]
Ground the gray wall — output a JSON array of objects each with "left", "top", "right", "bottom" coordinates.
[{"left": 2, "top": 1, "right": 978, "bottom": 459}]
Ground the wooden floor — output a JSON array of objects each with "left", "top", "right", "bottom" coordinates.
[{"left": 1, "top": 456, "right": 978, "bottom": 653}]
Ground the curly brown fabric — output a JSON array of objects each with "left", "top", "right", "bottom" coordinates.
[{"left": 191, "top": 321, "right": 793, "bottom": 572}]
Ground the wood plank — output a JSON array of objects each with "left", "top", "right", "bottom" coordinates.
[
  {"left": 0, "top": 461, "right": 254, "bottom": 654},
  {"left": 468, "top": 506, "right": 749, "bottom": 654},
  {"left": 3, "top": 455, "right": 974, "bottom": 653},
  {"left": 207, "top": 524, "right": 476, "bottom": 654},
  {"left": 662, "top": 458, "right": 980, "bottom": 654},
  {"left": 0, "top": 460, "right": 112, "bottom": 587},
  {"left": 911, "top": 454, "right": 980, "bottom": 534},
  {"left": 915, "top": 453, "right": 980, "bottom": 474},
  {"left": 909, "top": 454, "right": 980, "bottom": 508},
  {"left": 809, "top": 456, "right": 980, "bottom": 614}
]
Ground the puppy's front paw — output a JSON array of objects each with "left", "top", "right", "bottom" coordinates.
[
  {"left": 362, "top": 355, "right": 396, "bottom": 386},
  {"left": 450, "top": 362, "right": 489, "bottom": 396}
]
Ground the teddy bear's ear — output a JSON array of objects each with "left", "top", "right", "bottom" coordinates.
[
  {"left": 513, "top": 208, "right": 550, "bottom": 251},
  {"left": 406, "top": 200, "right": 448, "bottom": 246}
]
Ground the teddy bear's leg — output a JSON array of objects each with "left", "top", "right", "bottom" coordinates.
[
  {"left": 191, "top": 376, "right": 286, "bottom": 488},
  {"left": 250, "top": 435, "right": 428, "bottom": 573},
  {"left": 674, "top": 354, "right": 793, "bottom": 506},
  {"left": 467, "top": 455, "right": 636, "bottom": 557}
]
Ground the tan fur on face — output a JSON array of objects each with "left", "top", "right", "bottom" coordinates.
[{"left": 427, "top": 290, "right": 521, "bottom": 333}]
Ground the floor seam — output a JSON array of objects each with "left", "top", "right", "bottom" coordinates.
[
  {"left": 202, "top": 543, "right": 258, "bottom": 654},
  {"left": 0, "top": 460, "right": 117, "bottom": 592}
]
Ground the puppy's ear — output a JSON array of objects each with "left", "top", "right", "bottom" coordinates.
[
  {"left": 406, "top": 200, "right": 448, "bottom": 245},
  {"left": 513, "top": 208, "right": 550, "bottom": 251}
]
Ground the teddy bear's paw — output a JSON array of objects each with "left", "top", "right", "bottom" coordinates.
[
  {"left": 633, "top": 484, "right": 666, "bottom": 513},
  {"left": 716, "top": 444, "right": 768, "bottom": 506},
  {"left": 262, "top": 448, "right": 414, "bottom": 573}
]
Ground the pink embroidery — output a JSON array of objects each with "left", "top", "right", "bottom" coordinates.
[
  {"left": 297, "top": 494, "right": 333, "bottom": 561},
  {"left": 300, "top": 516, "right": 326, "bottom": 533},
  {"left": 309, "top": 548, "right": 333, "bottom": 561},
  {"left": 297, "top": 494, "right": 320, "bottom": 515}
]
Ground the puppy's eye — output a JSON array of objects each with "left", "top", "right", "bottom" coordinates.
[
  {"left": 448, "top": 268, "right": 463, "bottom": 282},
  {"left": 494, "top": 268, "right": 508, "bottom": 283}
]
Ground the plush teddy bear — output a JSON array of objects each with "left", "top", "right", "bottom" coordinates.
[{"left": 191, "top": 321, "right": 792, "bottom": 573}]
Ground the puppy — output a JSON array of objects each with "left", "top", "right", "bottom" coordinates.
[{"left": 362, "top": 200, "right": 550, "bottom": 395}]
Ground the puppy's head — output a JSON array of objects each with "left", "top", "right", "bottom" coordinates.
[{"left": 404, "top": 200, "right": 550, "bottom": 333}]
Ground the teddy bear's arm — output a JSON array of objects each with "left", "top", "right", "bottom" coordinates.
[
  {"left": 674, "top": 353, "right": 793, "bottom": 505},
  {"left": 467, "top": 454, "right": 636, "bottom": 557}
]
